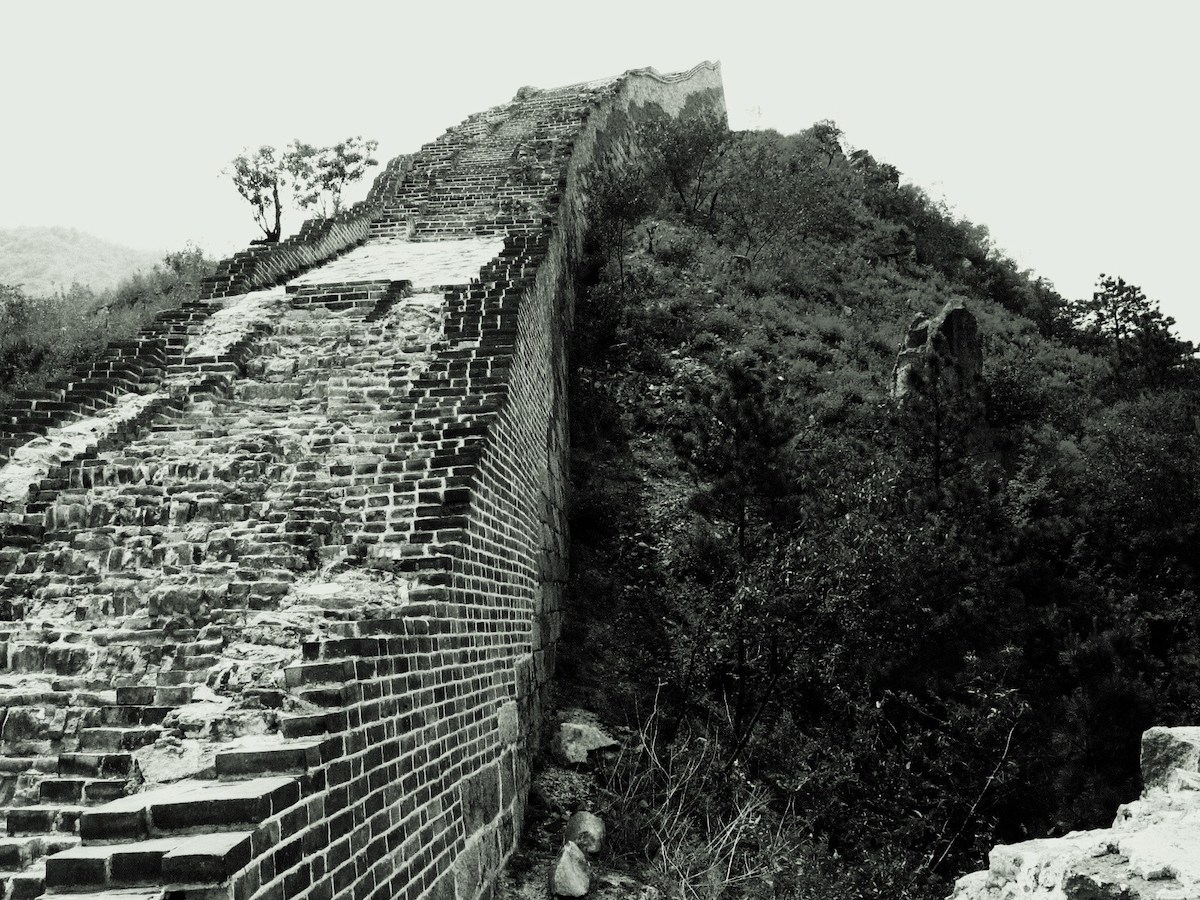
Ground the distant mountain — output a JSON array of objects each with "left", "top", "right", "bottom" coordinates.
[{"left": 0, "top": 226, "right": 163, "bottom": 297}]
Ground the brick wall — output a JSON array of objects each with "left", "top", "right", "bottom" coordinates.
[{"left": 0, "top": 62, "right": 724, "bottom": 900}]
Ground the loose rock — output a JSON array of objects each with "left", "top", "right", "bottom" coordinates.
[
  {"left": 551, "top": 841, "right": 591, "bottom": 897},
  {"left": 564, "top": 810, "right": 606, "bottom": 855},
  {"left": 552, "top": 717, "right": 618, "bottom": 766}
]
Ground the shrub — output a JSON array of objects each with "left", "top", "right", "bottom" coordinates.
[{"left": 600, "top": 701, "right": 798, "bottom": 899}]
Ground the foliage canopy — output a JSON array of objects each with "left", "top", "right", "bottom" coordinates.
[
  {"left": 225, "top": 136, "right": 379, "bottom": 241},
  {"left": 564, "top": 111, "right": 1200, "bottom": 898}
]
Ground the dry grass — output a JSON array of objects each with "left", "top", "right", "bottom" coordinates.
[{"left": 599, "top": 697, "right": 796, "bottom": 899}]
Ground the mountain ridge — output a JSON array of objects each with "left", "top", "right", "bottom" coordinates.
[{"left": 0, "top": 225, "right": 164, "bottom": 296}]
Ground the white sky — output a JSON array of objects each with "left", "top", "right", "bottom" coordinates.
[{"left": 2, "top": 1, "right": 1198, "bottom": 340}]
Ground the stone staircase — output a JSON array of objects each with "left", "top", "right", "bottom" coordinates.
[{"left": 0, "top": 70, "right": 636, "bottom": 899}]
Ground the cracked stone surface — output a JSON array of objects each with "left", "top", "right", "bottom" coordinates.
[{"left": 950, "top": 727, "right": 1200, "bottom": 900}]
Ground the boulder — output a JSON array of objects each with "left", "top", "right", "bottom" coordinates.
[
  {"left": 950, "top": 726, "right": 1200, "bottom": 899},
  {"left": 1141, "top": 726, "right": 1200, "bottom": 793},
  {"left": 552, "top": 716, "right": 618, "bottom": 766},
  {"left": 565, "top": 810, "right": 606, "bottom": 855},
  {"left": 551, "top": 840, "right": 591, "bottom": 897}
]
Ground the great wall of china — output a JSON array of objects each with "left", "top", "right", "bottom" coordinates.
[
  {"left": 0, "top": 63, "right": 724, "bottom": 900},
  {"left": 4, "top": 57, "right": 1199, "bottom": 900}
]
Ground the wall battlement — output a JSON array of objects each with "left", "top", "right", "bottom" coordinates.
[{"left": 0, "top": 64, "right": 725, "bottom": 900}]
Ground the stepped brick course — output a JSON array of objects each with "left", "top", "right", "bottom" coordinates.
[{"left": 0, "top": 63, "right": 725, "bottom": 900}]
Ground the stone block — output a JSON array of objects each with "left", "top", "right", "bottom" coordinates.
[
  {"left": 1142, "top": 726, "right": 1200, "bottom": 793},
  {"left": 496, "top": 700, "right": 519, "bottom": 745},
  {"left": 462, "top": 763, "right": 501, "bottom": 835}
]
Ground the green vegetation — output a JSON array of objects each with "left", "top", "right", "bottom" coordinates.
[
  {"left": 226, "top": 137, "right": 379, "bottom": 241},
  {"left": 0, "top": 227, "right": 162, "bottom": 298},
  {"left": 0, "top": 245, "right": 216, "bottom": 405},
  {"left": 563, "top": 114, "right": 1199, "bottom": 898}
]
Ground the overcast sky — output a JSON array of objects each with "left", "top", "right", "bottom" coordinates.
[{"left": 2, "top": 1, "right": 1197, "bottom": 340}]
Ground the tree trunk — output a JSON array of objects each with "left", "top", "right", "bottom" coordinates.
[{"left": 269, "top": 181, "right": 282, "bottom": 242}]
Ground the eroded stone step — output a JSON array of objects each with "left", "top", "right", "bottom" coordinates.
[
  {"left": 77, "top": 728, "right": 161, "bottom": 754},
  {"left": 57, "top": 754, "right": 134, "bottom": 780},
  {"left": 98, "top": 707, "right": 172, "bottom": 729},
  {"left": 6, "top": 804, "right": 85, "bottom": 836},
  {"left": 0, "top": 863, "right": 46, "bottom": 898},
  {"left": 79, "top": 776, "right": 299, "bottom": 841},
  {"left": 45, "top": 830, "right": 251, "bottom": 891},
  {"left": 0, "top": 833, "right": 78, "bottom": 870},
  {"left": 39, "top": 777, "right": 129, "bottom": 806}
]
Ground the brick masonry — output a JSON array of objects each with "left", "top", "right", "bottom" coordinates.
[{"left": 0, "top": 62, "right": 725, "bottom": 900}]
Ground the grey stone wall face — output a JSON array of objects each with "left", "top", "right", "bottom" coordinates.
[{"left": 0, "top": 64, "right": 724, "bottom": 900}]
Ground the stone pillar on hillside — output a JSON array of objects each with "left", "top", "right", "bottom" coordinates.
[
  {"left": 892, "top": 299, "right": 983, "bottom": 408},
  {"left": 891, "top": 299, "right": 988, "bottom": 501}
]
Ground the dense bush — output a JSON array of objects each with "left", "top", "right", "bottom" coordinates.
[
  {"left": 563, "top": 113, "right": 1200, "bottom": 897},
  {"left": 0, "top": 245, "right": 216, "bottom": 405}
]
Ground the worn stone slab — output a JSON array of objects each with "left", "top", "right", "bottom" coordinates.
[
  {"left": 288, "top": 237, "right": 504, "bottom": 290},
  {"left": 80, "top": 776, "right": 298, "bottom": 841}
]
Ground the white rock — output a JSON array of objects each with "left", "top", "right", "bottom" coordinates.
[
  {"left": 951, "top": 727, "right": 1200, "bottom": 899},
  {"left": 551, "top": 841, "right": 591, "bottom": 897},
  {"left": 552, "top": 720, "right": 617, "bottom": 765},
  {"left": 1142, "top": 726, "right": 1200, "bottom": 793}
]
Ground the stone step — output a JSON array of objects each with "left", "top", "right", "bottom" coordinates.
[
  {"left": 58, "top": 753, "right": 135, "bottom": 780},
  {"left": 6, "top": 804, "right": 85, "bottom": 836},
  {"left": 80, "top": 776, "right": 299, "bottom": 841},
  {"left": 39, "top": 777, "right": 129, "bottom": 806},
  {"left": 293, "top": 685, "right": 355, "bottom": 707},
  {"left": 98, "top": 707, "right": 172, "bottom": 728},
  {"left": 78, "top": 728, "right": 161, "bottom": 753},
  {"left": 0, "top": 862, "right": 46, "bottom": 899},
  {"left": 114, "top": 687, "right": 155, "bottom": 707},
  {"left": 278, "top": 714, "right": 325, "bottom": 740},
  {"left": 177, "top": 639, "right": 222, "bottom": 659},
  {"left": 213, "top": 737, "right": 327, "bottom": 780},
  {"left": 45, "top": 830, "right": 251, "bottom": 891},
  {"left": 6, "top": 642, "right": 95, "bottom": 676},
  {"left": 152, "top": 685, "right": 197, "bottom": 706},
  {"left": 156, "top": 669, "right": 208, "bottom": 689},
  {"left": 34, "top": 887, "right": 163, "bottom": 900},
  {"left": 281, "top": 660, "right": 354, "bottom": 689},
  {"left": 0, "top": 834, "right": 73, "bottom": 871}
]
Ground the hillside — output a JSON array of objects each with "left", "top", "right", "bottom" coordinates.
[
  {"left": 0, "top": 225, "right": 162, "bottom": 295},
  {"left": 2, "top": 108, "right": 1197, "bottom": 900},
  {"left": 0, "top": 244, "right": 215, "bottom": 405},
  {"left": 544, "top": 116, "right": 1200, "bottom": 899}
]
